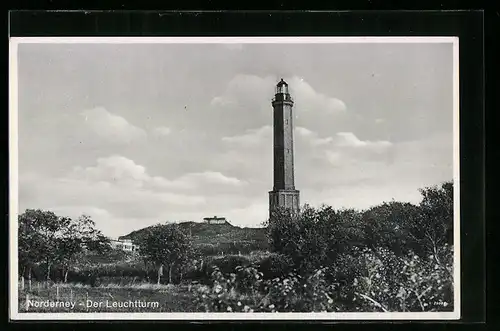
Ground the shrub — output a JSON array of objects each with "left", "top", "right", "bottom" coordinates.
[
  {"left": 255, "top": 253, "right": 294, "bottom": 279},
  {"left": 341, "top": 246, "right": 454, "bottom": 312},
  {"left": 233, "top": 265, "right": 266, "bottom": 295},
  {"left": 192, "top": 265, "right": 339, "bottom": 312},
  {"left": 263, "top": 267, "right": 339, "bottom": 312},
  {"left": 209, "top": 255, "right": 252, "bottom": 275},
  {"left": 182, "top": 255, "right": 252, "bottom": 284},
  {"left": 193, "top": 266, "right": 263, "bottom": 312},
  {"left": 266, "top": 205, "right": 363, "bottom": 274},
  {"left": 195, "top": 243, "right": 219, "bottom": 256},
  {"left": 195, "top": 241, "right": 267, "bottom": 256},
  {"left": 192, "top": 244, "right": 453, "bottom": 313}
]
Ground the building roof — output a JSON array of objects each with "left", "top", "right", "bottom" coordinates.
[
  {"left": 276, "top": 78, "right": 288, "bottom": 87},
  {"left": 203, "top": 215, "right": 226, "bottom": 220}
]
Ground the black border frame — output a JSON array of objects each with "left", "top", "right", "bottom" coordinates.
[{"left": 6, "top": 10, "right": 486, "bottom": 327}]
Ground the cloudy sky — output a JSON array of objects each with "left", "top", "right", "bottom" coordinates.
[{"left": 15, "top": 40, "right": 455, "bottom": 237}]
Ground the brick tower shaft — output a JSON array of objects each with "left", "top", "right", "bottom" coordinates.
[{"left": 269, "top": 79, "right": 300, "bottom": 217}]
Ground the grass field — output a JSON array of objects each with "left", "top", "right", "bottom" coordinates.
[
  {"left": 18, "top": 281, "right": 200, "bottom": 313},
  {"left": 17, "top": 251, "right": 274, "bottom": 313}
]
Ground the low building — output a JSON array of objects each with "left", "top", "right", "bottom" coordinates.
[
  {"left": 203, "top": 216, "right": 227, "bottom": 225},
  {"left": 110, "top": 238, "right": 139, "bottom": 252}
]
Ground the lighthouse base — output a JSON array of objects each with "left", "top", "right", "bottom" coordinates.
[{"left": 269, "top": 189, "right": 300, "bottom": 218}]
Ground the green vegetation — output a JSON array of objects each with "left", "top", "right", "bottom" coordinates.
[
  {"left": 19, "top": 281, "right": 199, "bottom": 313},
  {"left": 122, "top": 221, "right": 268, "bottom": 256},
  {"left": 136, "top": 223, "right": 196, "bottom": 284},
  {"left": 18, "top": 210, "right": 110, "bottom": 285},
  {"left": 17, "top": 181, "right": 454, "bottom": 313}
]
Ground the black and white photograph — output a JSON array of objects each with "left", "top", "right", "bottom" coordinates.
[{"left": 9, "top": 37, "right": 460, "bottom": 320}]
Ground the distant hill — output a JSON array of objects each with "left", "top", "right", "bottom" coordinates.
[{"left": 119, "top": 221, "right": 269, "bottom": 255}]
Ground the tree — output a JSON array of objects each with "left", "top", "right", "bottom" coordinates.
[
  {"left": 18, "top": 209, "right": 111, "bottom": 284},
  {"left": 266, "top": 205, "right": 363, "bottom": 273},
  {"left": 137, "top": 223, "right": 195, "bottom": 284},
  {"left": 18, "top": 210, "right": 47, "bottom": 288},
  {"left": 419, "top": 181, "right": 454, "bottom": 245},
  {"left": 265, "top": 206, "right": 297, "bottom": 257},
  {"left": 18, "top": 209, "right": 63, "bottom": 282},
  {"left": 407, "top": 181, "right": 454, "bottom": 268},
  {"left": 56, "top": 215, "right": 111, "bottom": 282},
  {"left": 361, "top": 201, "right": 421, "bottom": 256}
]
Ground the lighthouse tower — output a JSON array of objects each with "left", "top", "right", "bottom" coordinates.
[{"left": 269, "top": 79, "right": 300, "bottom": 217}]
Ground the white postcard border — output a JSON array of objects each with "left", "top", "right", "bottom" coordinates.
[{"left": 9, "top": 36, "right": 460, "bottom": 321}]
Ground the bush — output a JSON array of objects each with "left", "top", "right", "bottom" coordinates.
[
  {"left": 209, "top": 255, "right": 252, "bottom": 275},
  {"left": 255, "top": 253, "right": 294, "bottom": 279},
  {"left": 192, "top": 244, "right": 453, "bottom": 313},
  {"left": 192, "top": 265, "right": 339, "bottom": 312},
  {"left": 195, "top": 244, "right": 219, "bottom": 256},
  {"left": 182, "top": 255, "right": 252, "bottom": 284},
  {"left": 195, "top": 241, "right": 267, "bottom": 256},
  {"left": 266, "top": 205, "right": 362, "bottom": 274},
  {"left": 333, "top": 246, "right": 454, "bottom": 312},
  {"left": 193, "top": 266, "right": 262, "bottom": 312}
]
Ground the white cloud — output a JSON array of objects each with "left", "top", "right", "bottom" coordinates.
[
  {"left": 152, "top": 171, "right": 246, "bottom": 190},
  {"left": 19, "top": 155, "right": 250, "bottom": 236},
  {"left": 185, "top": 172, "right": 244, "bottom": 186},
  {"left": 17, "top": 44, "right": 453, "bottom": 237},
  {"left": 210, "top": 96, "right": 236, "bottom": 107},
  {"left": 325, "top": 151, "right": 343, "bottom": 165},
  {"left": 206, "top": 74, "right": 348, "bottom": 141},
  {"left": 81, "top": 107, "right": 146, "bottom": 144},
  {"left": 70, "top": 155, "right": 149, "bottom": 189},
  {"left": 296, "top": 128, "right": 391, "bottom": 152},
  {"left": 19, "top": 155, "right": 249, "bottom": 235},
  {"left": 295, "top": 127, "right": 314, "bottom": 137},
  {"left": 19, "top": 172, "right": 207, "bottom": 231},
  {"left": 304, "top": 183, "right": 424, "bottom": 212},
  {"left": 298, "top": 132, "right": 452, "bottom": 208},
  {"left": 71, "top": 155, "right": 245, "bottom": 192},
  {"left": 296, "top": 127, "right": 334, "bottom": 146},
  {"left": 211, "top": 74, "right": 346, "bottom": 117},
  {"left": 46, "top": 205, "right": 114, "bottom": 221},
  {"left": 293, "top": 131, "right": 394, "bottom": 173},
  {"left": 211, "top": 74, "right": 275, "bottom": 110},
  {"left": 288, "top": 76, "right": 347, "bottom": 114},
  {"left": 21, "top": 129, "right": 451, "bottom": 237},
  {"left": 222, "top": 125, "right": 272, "bottom": 146},
  {"left": 336, "top": 132, "right": 392, "bottom": 149},
  {"left": 152, "top": 126, "right": 172, "bottom": 136},
  {"left": 223, "top": 201, "right": 269, "bottom": 228}
]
